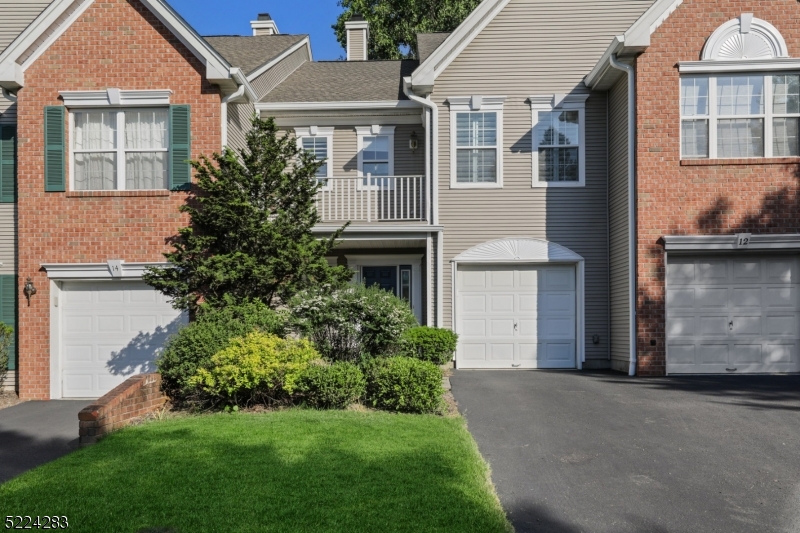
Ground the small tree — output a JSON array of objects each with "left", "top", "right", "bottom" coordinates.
[
  {"left": 0, "top": 323, "right": 13, "bottom": 389},
  {"left": 144, "top": 117, "right": 352, "bottom": 313}
]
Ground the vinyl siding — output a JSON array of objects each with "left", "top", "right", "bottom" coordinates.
[
  {"left": 251, "top": 43, "right": 309, "bottom": 97},
  {"left": 432, "top": 0, "right": 652, "bottom": 361},
  {"left": 18, "top": 0, "right": 87, "bottom": 65},
  {"left": 347, "top": 29, "right": 364, "bottom": 61},
  {"left": 0, "top": 204, "right": 16, "bottom": 276},
  {"left": 1, "top": 370, "right": 15, "bottom": 391},
  {"left": 226, "top": 101, "right": 255, "bottom": 153},
  {"left": 608, "top": 75, "right": 631, "bottom": 371},
  {"left": 0, "top": 0, "right": 51, "bottom": 54},
  {"left": 0, "top": 101, "right": 16, "bottom": 124}
]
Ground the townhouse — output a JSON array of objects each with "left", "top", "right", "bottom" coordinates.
[{"left": 1, "top": 0, "right": 799, "bottom": 399}]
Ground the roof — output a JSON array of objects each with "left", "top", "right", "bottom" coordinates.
[
  {"left": 260, "top": 60, "right": 419, "bottom": 103},
  {"left": 204, "top": 34, "right": 306, "bottom": 76},
  {"left": 416, "top": 33, "right": 450, "bottom": 63}
]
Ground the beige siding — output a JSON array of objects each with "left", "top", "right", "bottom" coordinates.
[
  {"left": 226, "top": 101, "right": 255, "bottom": 153},
  {"left": 347, "top": 29, "right": 364, "bottom": 61},
  {"left": 0, "top": 0, "right": 51, "bottom": 54},
  {"left": 0, "top": 204, "right": 16, "bottom": 276},
  {"left": 1, "top": 370, "right": 15, "bottom": 391},
  {"left": 608, "top": 75, "right": 630, "bottom": 371},
  {"left": 432, "top": 0, "right": 652, "bottom": 362},
  {"left": 251, "top": 43, "right": 309, "bottom": 98},
  {"left": 0, "top": 100, "right": 16, "bottom": 124},
  {"left": 18, "top": 0, "right": 87, "bottom": 64}
]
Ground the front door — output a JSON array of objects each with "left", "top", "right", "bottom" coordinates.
[{"left": 363, "top": 266, "right": 398, "bottom": 296}]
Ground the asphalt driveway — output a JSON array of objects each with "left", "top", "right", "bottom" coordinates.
[
  {"left": 451, "top": 370, "right": 800, "bottom": 533},
  {"left": 0, "top": 401, "right": 86, "bottom": 484}
]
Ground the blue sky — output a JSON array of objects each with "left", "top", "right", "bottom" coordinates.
[{"left": 168, "top": 0, "right": 345, "bottom": 60}]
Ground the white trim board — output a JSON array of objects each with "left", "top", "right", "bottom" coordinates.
[
  {"left": 247, "top": 37, "right": 312, "bottom": 81},
  {"left": 256, "top": 100, "right": 421, "bottom": 112},
  {"left": 60, "top": 89, "right": 172, "bottom": 107},
  {"left": 42, "top": 261, "right": 170, "bottom": 280},
  {"left": 448, "top": 96, "right": 505, "bottom": 189},
  {"left": 663, "top": 234, "right": 800, "bottom": 252}
]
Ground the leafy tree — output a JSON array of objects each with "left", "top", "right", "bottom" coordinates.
[
  {"left": 144, "top": 116, "right": 352, "bottom": 313},
  {"left": 0, "top": 322, "right": 12, "bottom": 388},
  {"left": 333, "top": 0, "right": 481, "bottom": 60}
]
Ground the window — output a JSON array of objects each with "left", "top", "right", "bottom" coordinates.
[
  {"left": 680, "top": 74, "right": 800, "bottom": 159},
  {"left": 356, "top": 126, "right": 394, "bottom": 187},
  {"left": 530, "top": 94, "right": 587, "bottom": 187},
  {"left": 301, "top": 137, "right": 329, "bottom": 178},
  {"left": 296, "top": 127, "right": 334, "bottom": 187},
  {"left": 448, "top": 96, "right": 505, "bottom": 188},
  {"left": 71, "top": 108, "right": 169, "bottom": 191}
]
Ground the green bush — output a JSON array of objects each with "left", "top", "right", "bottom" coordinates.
[
  {"left": 157, "top": 300, "right": 287, "bottom": 403},
  {"left": 365, "top": 357, "right": 444, "bottom": 414},
  {"left": 297, "top": 361, "right": 366, "bottom": 409},
  {"left": 0, "top": 322, "right": 12, "bottom": 387},
  {"left": 189, "top": 332, "right": 319, "bottom": 407},
  {"left": 290, "top": 284, "right": 418, "bottom": 363},
  {"left": 401, "top": 327, "right": 458, "bottom": 366}
]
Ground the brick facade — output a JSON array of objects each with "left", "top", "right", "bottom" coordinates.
[
  {"left": 16, "top": 0, "right": 221, "bottom": 398},
  {"left": 635, "top": 0, "right": 800, "bottom": 375}
]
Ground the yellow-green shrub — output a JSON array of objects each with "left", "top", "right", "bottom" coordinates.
[{"left": 189, "top": 332, "right": 319, "bottom": 406}]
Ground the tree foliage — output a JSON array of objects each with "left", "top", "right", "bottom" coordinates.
[
  {"left": 332, "top": 0, "right": 481, "bottom": 60},
  {"left": 144, "top": 117, "right": 352, "bottom": 313}
]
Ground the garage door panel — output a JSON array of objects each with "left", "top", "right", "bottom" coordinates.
[
  {"left": 544, "top": 269, "right": 574, "bottom": 291},
  {"left": 461, "top": 319, "right": 487, "bottom": 337},
  {"left": 97, "top": 290, "right": 124, "bottom": 303},
  {"left": 700, "top": 288, "right": 729, "bottom": 308},
  {"left": 765, "top": 315, "right": 796, "bottom": 336},
  {"left": 64, "top": 315, "right": 92, "bottom": 333},
  {"left": 731, "top": 315, "right": 761, "bottom": 336},
  {"left": 490, "top": 319, "right": 515, "bottom": 336},
  {"left": 669, "top": 344, "right": 696, "bottom": 364},
  {"left": 62, "top": 372, "right": 94, "bottom": 397},
  {"left": 544, "top": 293, "right": 575, "bottom": 314},
  {"left": 130, "top": 315, "right": 158, "bottom": 332},
  {"left": 731, "top": 344, "right": 762, "bottom": 364},
  {"left": 699, "top": 344, "right": 729, "bottom": 364},
  {"left": 97, "top": 315, "right": 125, "bottom": 333},
  {"left": 490, "top": 270, "right": 514, "bottom": 288},
  {"left": 698, "top": 260, "right": 728, "bottom": 283},
  {"left": 667, "top": 288, "right": 695, "bottom": 309},
  {"left": 733, "top": 260, "right": 761, "bottom": 281},
  {"left": 667, "top": 261, "right": 696, "bottom": 285},
  {"left": 490, "top": 294, "right": 514, "bottom": 313},
  {"left": 667, "top": 316, "right": 696, "bottom": 337},
  {"left": 130, "top": 289, "right": 158, "bottom": 304},
  {"left": 545, "top": 343, "right": 574, "bottom": 363},
  {"left": 462, "top": 294, "right": 487, "bottom": 313},
  {"left": 545, "top": 317, "right": 575, "bottom": 337},
  {"left": 767, "top": 260, "right": 796, "bottom": 283},
  {"left": 63, "top": 344, "right": 93, "bottom": 363},
  {"left": 766, "top": 343, "right": 796, "bottom": 364},
  {"left": 518, "top": 319, "right": 537, "bottom": 337},
  {"left": 461, "top": 270, "right": 487, "bottom": 288},
  {"left": 518, "top": 269, "right": 539, "bottom": 288},
  {"left": 731, "top": 288, "right": 761, "bottom": 308},
  {"left": 699, "top": 316, "right": 729, "bottom": 336},
  {"left": 766, "top": 287, "right": 795, "bottom": 308},
  {"left": 490, "top": 343, "right": 514, "bottom": 360},
  {"left": 519, "top": 343, "right": 539, "bottom": 360}
]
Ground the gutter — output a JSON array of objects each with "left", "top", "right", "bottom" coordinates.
[
  {"left": 220, "top": 68, "right": 254, "bottom": 149},
  {"left": 403, "top": 76, "right": 443, "bottom": 327},
  {"left": 607, "top": 54, "right": 637, "bottom": 377}
]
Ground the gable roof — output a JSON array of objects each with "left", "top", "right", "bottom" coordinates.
[
  {"left": 0, "top": 0, "right": 233, "bottom": 90},
  {"left": 204, "top": 34, "right": 307, "bottom": 77},
  {"left": 260, "top": 60, "right": 418, "bottom": 104},
  {"left": 0, "top": 1, "right": 52, "bottom": 55},
  {"left": 416, "top": 32, "right": 450, "bottom": 63}
]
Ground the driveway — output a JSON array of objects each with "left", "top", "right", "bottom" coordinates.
[
  {"left": 451, "top": 370, "right": 800, "bottom": 533},
  {"left": 0, "top": 401, "right": 86, "bottom": 483}
]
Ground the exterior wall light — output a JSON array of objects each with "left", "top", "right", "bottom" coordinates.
[
  {"left": 409, "top": 131, "right": 419, "bottom": 153},
  {"left": 23, "top": 277, "right": 37, "bottom": 305}
]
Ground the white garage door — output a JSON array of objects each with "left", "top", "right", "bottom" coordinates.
[
  {"left": 667, "top": 255, "right": 800, "bottom": 374},
  {"left": 456, "top": 264, "right": 577, "bottom": 369},
  {"left": 60, "top": 281, "right": 187, "bottom": 398}
]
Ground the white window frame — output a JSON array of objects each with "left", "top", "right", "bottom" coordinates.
[
  {"left": 295, "top": 126, "right": 334, "bottom": 189},
  {"left": 68, "top": 107, "right": 170, "bottom": 192},
  {"left": 529, "top": 94, "right": 588, "bottom": 188},
  {"left": 356, "top": 125, "right": 395, "bottom": 190},
  {"left": 448, "top": 96, "right": 505, "bottom": 189},
  {"left": 680, "top": 73, "right": 800, "bottom": 159}
]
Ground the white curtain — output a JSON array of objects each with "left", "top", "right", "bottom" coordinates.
[
  {"left": 73, "top": 111, "right": 117, "bottom": 190},
  {"left": 125, "top": 109, "right": 168, "bottom": 189}
]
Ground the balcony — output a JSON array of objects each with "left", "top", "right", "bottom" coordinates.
[{"left": 315, "top": 175, "right": 427, "bottom": 223}]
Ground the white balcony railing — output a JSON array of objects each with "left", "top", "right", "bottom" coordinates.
[{"left": 315, "top": 175, "right": 427, "bottom": 223}]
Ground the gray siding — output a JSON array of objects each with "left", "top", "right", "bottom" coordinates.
[
  {"left": 0, "top": 0, "right": 51, "bottom": 54},
  {"left": 251, "top": 43, "right": 309, "bottom": 97},
  {"left": 608, "top": 75, "right": 630, "bottom": 371},
  {"left": 226, "top": 101, "right": 255, "bottom": 153},
  {"left": 0, "top": 204, "right": 16, "bottom": 276},
  {"left": 432, "top": 0, "right": 652, "bottom": 362},
  {"left": 0, "top": 100, "right": 16, "bottom": 124}
]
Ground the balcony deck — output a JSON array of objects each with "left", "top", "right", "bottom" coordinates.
[{"left": 316, "top": 176, "right": 428, "bottom": 225}]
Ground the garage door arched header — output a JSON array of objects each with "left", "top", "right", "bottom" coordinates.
[{"left": 452, "top": 238, "right": 583, "bottom": 263}]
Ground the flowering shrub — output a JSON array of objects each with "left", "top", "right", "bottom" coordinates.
[
  {"left": 290, "top": 284, "right": 418, "bottom": 362},
  {"left": 189, "top": 332, "right": 319, "bottom": 406}
]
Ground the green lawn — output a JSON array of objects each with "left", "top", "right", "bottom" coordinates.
[{"left": 0, "top": 410, "right": 512, "bottom": 533}]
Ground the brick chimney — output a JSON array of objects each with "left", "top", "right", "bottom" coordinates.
[
  {"left": 251, "top": 13, "right": 279, "bottom": 36},
  {"left": 345, "top": 15, "right": 369, "bottom": 61}
]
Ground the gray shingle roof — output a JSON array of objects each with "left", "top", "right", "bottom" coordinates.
[
  {"left": 203, "top": 35, "right": 306, "bottom": 75},
  {"left": 260, "top": 60, "right": 419, "bottom": 103},
  {"left": 416, "top": 33, "right": 450, "bottom": 63}
]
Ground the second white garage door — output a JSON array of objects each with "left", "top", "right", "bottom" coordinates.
[
  {"left": 456, "top": 264, "right": 577, "bottom": 369},
  {"left": 60, "top": 281, "right": 187, "bottom": 398}
]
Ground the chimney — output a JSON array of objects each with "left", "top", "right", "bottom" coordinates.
[
  {"left": 251, "top": 13, "right": 279, "bottom": 36},
  {"left": 345, "top": 14, "right": 369, "bottom": 61}
]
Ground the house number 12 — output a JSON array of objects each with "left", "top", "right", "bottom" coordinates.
[{"left": 736, "top": 233, "right": 752, "bottom": 249}]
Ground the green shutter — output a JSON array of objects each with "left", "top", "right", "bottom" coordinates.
[
  {"left": 0, "top": 275, "right": 16, "bottom": 371},
  {"left": 44, "top": 106, "right": 65, "bottom": 192},
  {"left": 169, "top": 105, "right": 191, "bottom": 191},
  {"left": 0, "top": 125, "right": 15, "bottom": 203}
]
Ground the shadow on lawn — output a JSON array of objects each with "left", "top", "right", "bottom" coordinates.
[{"left": 1, "top": 421, "right": 512, "bottom": 533}]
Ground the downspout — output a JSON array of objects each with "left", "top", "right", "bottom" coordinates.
[
  {"left": 608, "top": 54, "right": 637, "bottom": 376},
  {"left": 2, "top": 88, "right": 17, "bottom": 103},
  {"left": 220, "top": 84, "right": 246, "bottom": 150},
  {"left": 403, "top": 77, "right": 443, "bottom": 327}
]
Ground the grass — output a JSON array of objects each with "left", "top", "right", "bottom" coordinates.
[{"left": 0, "top": 410, "right": 512, "bottom": 533}]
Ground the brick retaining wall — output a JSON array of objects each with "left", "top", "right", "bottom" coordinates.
[{"left": 78, "top": 373, "right": 167, "bottom": 445}]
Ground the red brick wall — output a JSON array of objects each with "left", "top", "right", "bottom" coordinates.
[
  {"left": 635, "top": 0, "right": 800, "bottom": 375},
  {"left": 17, "top": 0, "right": 221, "bottom": 398},
  {"left": 78, "top": 373, "right": 167, "bottom": 445}
]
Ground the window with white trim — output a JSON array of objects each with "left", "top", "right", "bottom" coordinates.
[
  {"left": 448, "top": 96, "right": 505, "bottom": 188},
  {"left": 680, "top": 74, "right": 800, "bottom": 159},
  {"left": 356, "top": 125, "right": 394, "bottom": 187},
  {"left": 530, "top": 95, "right": 587, "bottom": 187},
  {"left": 71, "top": 108, "right": 169, "bottom": 190},
  {"left": 296, "top": 127, "right": 334, "bottom": 187}
]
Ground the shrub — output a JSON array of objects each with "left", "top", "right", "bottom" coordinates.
[
  {"left": 290, "top": 284, "right": 418, "bottom": 363},
  {"left": 157, "top": 300, "right": 287, "bottom": 403},
  {"left": 401, "top": 327, "right": 458, "bottom": 366},
  {"left": 0, "top": 322, "right": 12, "bottom": 388},
  {"left": 297, "top": 361, "right": 366, "bottom": 409},
  {"left": 365, "top": 357, "right": 444, "bottom": 414},
  {"left": 189, "top": 332, "right": 319, "bottom": 407}
]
